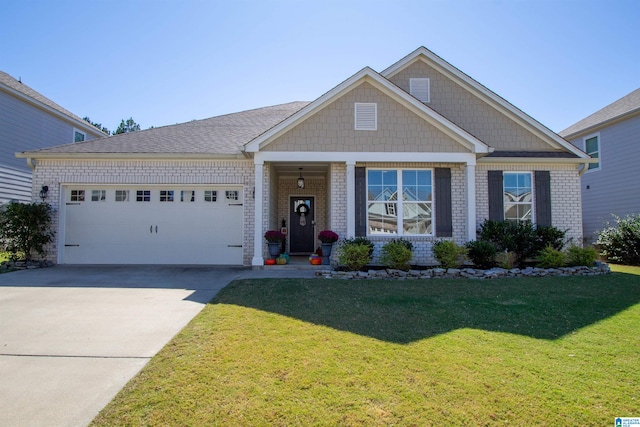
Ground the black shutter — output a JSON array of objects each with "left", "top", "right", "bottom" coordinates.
[
  {"left": 435, "top": 168, "right": 452, "bottom": 237},
  {"left": 534, "top": 171, "right": 552, "bottom": 226},
  {"left": 488, "top": 170, "right": 504, "bottom": 221},
  {"left": 355, "top": 167, "right": 367, "bottom": 237}
]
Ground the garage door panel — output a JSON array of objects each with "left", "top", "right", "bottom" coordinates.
[{"left": 62, "top": 187, "right": 243, "bottom": 265}]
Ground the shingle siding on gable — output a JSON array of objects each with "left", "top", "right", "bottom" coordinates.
[
  {"left": 387, "top": 60, "right": 551, "bottom": 152},
  {"left": 567, "top": 114, "right": 640, "bottom": 241},
  {"left": 263, "top": 82, "right": 465, "bottom": 153}
]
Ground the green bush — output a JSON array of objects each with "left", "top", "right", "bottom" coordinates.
[
  {"left": 596, "top": 214, "right": 640, "bottom": 265},
  {"left": 433, "top": 240, "right": 467, "bottom": 269},
  {"left": 566, "top": 245, "right": 598, "bottom": 267},
  {"left": 465, "top": 240, "right": 497, "bottom": 269},
  {"left": 380, "top": 240, "right": 413, "bottom": 271},
  {"left": 536, "top": 246, "right": 566, "bottom": 268},
  {"left": 478, "top": 220, "right": 566, "bottom": 267},
  {"left": 0, "top": 202, "right": 53, "bottom": 261},
  {"left": 495, "top": 251, "right": 517, "bottom": 269},
  {"left": 340, "top": 237, "right": 374, "bottom": 257},
  {"left": 337, "top": 241, "right": 373, "bottom": 271}
]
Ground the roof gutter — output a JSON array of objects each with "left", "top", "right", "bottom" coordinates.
[{"left": 16, "top": 152, "right": 248, "bottom": 161}]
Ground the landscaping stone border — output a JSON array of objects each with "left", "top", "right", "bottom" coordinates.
[
  {"left": 1, "top": 260, "right": 54, "bottom": 271},
  {"left": 315, "top": 262, "right": 611, "bottom": 280}
]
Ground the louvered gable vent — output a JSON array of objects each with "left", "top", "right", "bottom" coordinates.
[
  {"left": 354, "top": 103, "right": 377, "bottom": 130},
  {"left": 409, "top": 78, "right": 430, "bottom": 102}
]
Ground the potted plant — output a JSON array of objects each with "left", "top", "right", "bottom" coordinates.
[
  {"left": 264, "top": 230, "right": 285, "bottom": 259},
  {"left": 318, "top": 230, "right": 339, "bottom": 265}
]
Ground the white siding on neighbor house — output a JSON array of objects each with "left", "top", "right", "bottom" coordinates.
[{"left": 568, "top": 115, "right": 640, "bottom": 242}]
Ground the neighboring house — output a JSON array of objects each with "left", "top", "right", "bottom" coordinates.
[
  {"left": 18, "top": 47, "right": 591, "bottom": 266},
  {"left": 560, "top": 88, "right": 640, "bottom": 244},
  {"left": 0, "top": 71, "right": 105, "bottom": 204}
]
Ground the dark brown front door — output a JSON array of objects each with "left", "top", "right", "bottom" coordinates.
[{"left": 289, "top": 197, "right": 315, "bottom": 254}]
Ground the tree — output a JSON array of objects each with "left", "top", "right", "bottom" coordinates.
[
  {"left": 0, "top": 202, "right": 53, "bottom": 261},
  {"left": 82, "top": 117, "right": 110, "bottom": 135},
  {"left": 113, "top": 117, "right": 141, "bottom": 134}
]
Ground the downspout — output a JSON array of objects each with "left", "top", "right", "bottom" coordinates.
[
  {"left": 578, "top": 161, "right": 589, "bottom": 177},
  {"left": 26, "top": 157, "right": 36, "bottom": 170}
]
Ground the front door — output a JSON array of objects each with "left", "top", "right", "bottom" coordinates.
[{"left": 289, "top": 197, "right": 315, "bottom": 254}]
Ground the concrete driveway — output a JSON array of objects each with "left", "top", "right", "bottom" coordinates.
[{"left": 0, "top": 265, "right": 311, "bottom": 427}]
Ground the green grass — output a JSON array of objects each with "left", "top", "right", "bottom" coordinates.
[{"left": 91, "top": 273, "right": 640, "bottom": 426}]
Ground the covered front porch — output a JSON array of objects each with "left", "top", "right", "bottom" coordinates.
[{"left": 252, "top": 160, "right": 349, "bottom": 266}]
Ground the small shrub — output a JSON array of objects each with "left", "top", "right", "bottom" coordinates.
[
  {"left": 596, "top": 214, "right": 640, "bottom": 265},
  {"left": 337, "top": 242, "right": 372, "bottom": 271},
  {"left": 0, "top": 202, "right": 53, "bottom": 261},
  {"left": 478, "top": 220, "right": 566, "bottom": 267},
  {"left": 535, "top": 225, "right": 566, "bottom": 251},
  {"left": 465, "top": 240, "right": 497, "bottom": 269},
  {"left": 566, "top": 244, "right": 598, "bottom": 267},
  {"left": 536, "top": 246, "right": 566, "bottom": 268},
  {"left": 340, "top": 237, "right": 374, "bottom": 256},
  {"left": 433, "top": 240, "right": 467, "bottom": 269},
  {"left": 495, "top": 251, "right": 517, "bottom": 269},
  {"left": 380, "top": 240, "right": 413, "bottom": 271}
]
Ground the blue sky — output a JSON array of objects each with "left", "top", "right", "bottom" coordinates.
[{"left": 1, "top": 0, "right": 638, "bottom": 133}]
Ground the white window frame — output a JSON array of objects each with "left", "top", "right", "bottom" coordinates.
[
  {"left": 366, "top": 168, "right": 434, "bottom": 236},
  {"left": 115, "top": 190, "right": 129, "bottom": 202},
  {"left": 354, "top": 102, "right": 377, "bottom": 131},
  {"left": 583, "top": 132, "right": 601, "bottom": 172},
  {"left": 70, "top": 190, "right": 85, "bottom": 202},
  {"left": 91, "top": 190, "right": 106, "bottom": 202},
  {"left": 503, "top": 171, "right": 534, "bottom": 224},
  {"left": 204, "top": 190, "right": 217, "bottom": 202},
  {"left": 159, "top": 190, "right": 174, "bottom": 202},
  {"left": 73, "top": 128, "right": 86, "bottom": 143},
  {"left": 136, "top": 190, "right": 151, "bottom": 202},
  {"left": 409, "top": 78, "right": 430, "bottom": 102}
]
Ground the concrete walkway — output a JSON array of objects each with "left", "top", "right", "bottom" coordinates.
[{"left": 0, "top": 265, "right": 315, "bottom": 427}]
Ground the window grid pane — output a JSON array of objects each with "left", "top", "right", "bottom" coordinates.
[
  {"left": 503, "top": 173, "right": 532, "bottom": 223},
  {"left": 367, "top": 169, "right": 432, "bottom": 236}
]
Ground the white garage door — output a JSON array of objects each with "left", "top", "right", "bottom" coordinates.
[{"left": 61, "top": 186, "right": 244, "bottom": 265}]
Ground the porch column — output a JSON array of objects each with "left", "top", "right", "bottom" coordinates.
[
  {"left": 346, "top": 160, "right": 356, "bottom": 238},
  {"left": 466, "top": 163, "right": 476, "bottom": 241},
  {"left": 252, "top": 160, "right": 265, "bottom": 266}
]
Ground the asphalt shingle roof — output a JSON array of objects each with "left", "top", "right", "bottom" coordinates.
[
  {"left": 559, "top": 88, "right": 640, "bottom": 138},
  {"left": 26, "top": 101, "right": 310, "bottom": 156},
  {"left": 0, "top": 70, "right": 89, "bottom": 126}
]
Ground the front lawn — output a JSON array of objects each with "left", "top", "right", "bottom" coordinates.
[{"left": 92, "top": 273, "right": 640, "bottom": 426}]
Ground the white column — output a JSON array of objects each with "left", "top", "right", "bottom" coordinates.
[
  {"left": 466, "top": 163, "right": 477, "bottom": 241},
  {"left": 252, "top": 160, "right": 265, "bottom": 266},
  {"left": 346, "top": 160, "right": 356, "bottom": 238}
]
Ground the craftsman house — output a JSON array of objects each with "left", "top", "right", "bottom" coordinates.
[{"left": 18, "top": 47, "right": 591, "bottom": 265}]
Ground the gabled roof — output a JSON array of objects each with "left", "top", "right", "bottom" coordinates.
[
  {"left": 0, "top": 70, "right": 104, "bottom": 137},
  {"left": 559, "top": 88, "right": 640, "bottom": 138},
  {"left": 382, "top": 47, "right": 589, "bottom": 159},
  {"left": 244, "top": 67, "right": 491, "bottom": 154},
  {"left": 18, "top": 102, "right": 309, "bottom": 159}
]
